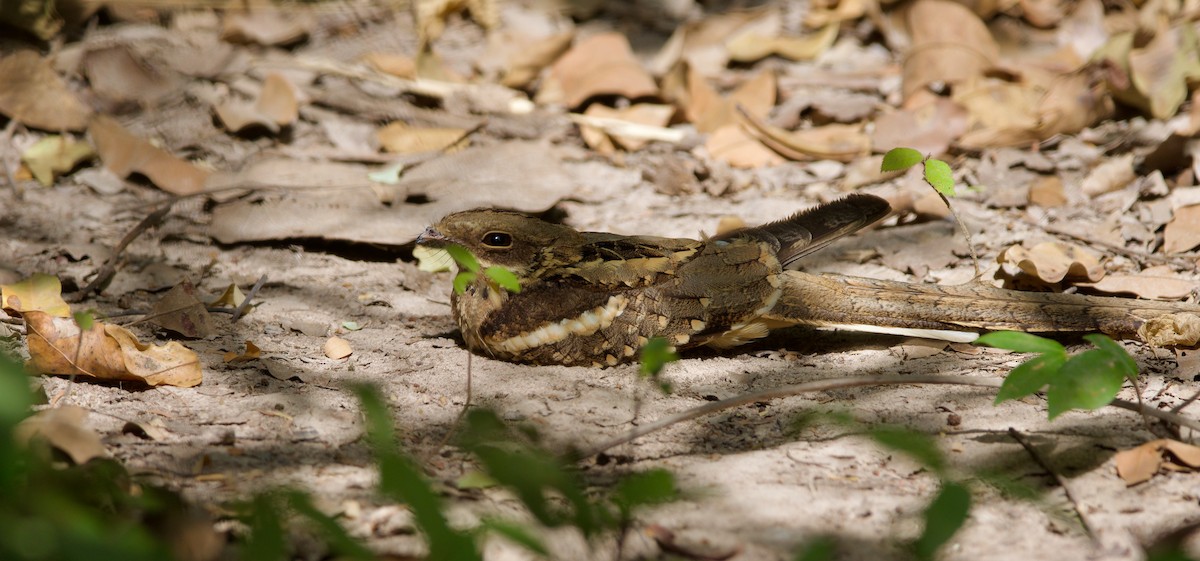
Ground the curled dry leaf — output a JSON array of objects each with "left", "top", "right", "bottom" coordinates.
[
  {"left": 1074, "top": 266, "right": 1197, "bottom": 300},
  {"left": 579, "top": 103, "right": 675, "bottom": 152},
  {"left": 687, "top": 69, "right": 776, "bottom": 134},
  {"left": 324, "top": 336, "right": 353, "bottom": 359},
  {"left": 0, "top": 50, "right": 91, "bottom": 131},
  {"left": 25, "top": 311, "right": 203, "bottom": 387},
  {"left": 726, "top": 23, "right": 839, "bottom": 63},
  {"left": 738, "top": 107, "right": 870, "bottom": 162},
  {"left": 1081, "top": 153, "right": 1135, "bottom": 197},
  {"left": 224, "top": 341, "right": 261, "bottom": 363},
  {"left": 1164, "top": 205, "right": 1200, "bottom": 254},
  {"left": 148, "top": 281, "right": 216, "bottom": 338},
  {"left": 15, "top": 406, "right": 107, "bottom": 465},
  {"left": 997, "top": 242, "right": 1105, "bottom": 283},
  {"left": 21, "top": 135, "right": 95, "bottom": 186},
  {"left": 1, "top": 273, "right": 71, "bottom": 317},
  {"left": 89, "top": 115, "right": 211, "bottom": 196},
  {"left": 215, "top": 73, "right": 300, "bottom": 133},
  {"left": 1115, "top": 439, "right": 1200, "bottom": 485},
  {"left": 82, "top": 44, "right": 179, "bottom": 106},
  {"left": 501, "top": 31, "right": 574, "bottom": 89},
  {"left": 221, "top": 10, "right": 312, "bottom": 46},
  {"left": 376, "top": 122, "right": 468, "bottom": 154},
  {"left": 416, "top": 0, "right": 498, "bottom": 44},
  {"left": 1129, "top": 25, "right": 1200, "bottom": 120},
  {"left": 541, "top": 32, "right": 658, "bottom": 108},
  {"left": 903, "top": 0, "right": 998, "bottom": 100},
  {"left": 1139, "top": 314, "right": 1200, "bottom": 347},
  {"left": 212, "top": 284, "right": 247, "bottom": 308},
  {"left": 363, "top": 52, "right": 416, "bottom": 79}
]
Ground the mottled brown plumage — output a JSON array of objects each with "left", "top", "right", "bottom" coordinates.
[{"left": 417, "top": 195, "right": 1199, "bottom": 366}]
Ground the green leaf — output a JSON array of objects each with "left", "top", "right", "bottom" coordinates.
[
  {"left": 975, "top": 331, "right": 1065, "bottom": 354},
  {"left": 240, "top": 493, "right": 287, "bottom": 561},
  {"left": 915, "top": 482, "right": 971, "bottom": 561},
  {"left": 455, "top": 470, "right": 498, "bottom": 490},
  {"left": 444, "top": 244, "right": 480, "bottom": 272},
  {"left": 484, "top": 266, "right": 522, "bottom": 293},
  {"left": 611, "top": 469, "right": 678, "bottom": 517},
  {"left": 1046, "top": 349, "right": 1126, "bottom": 419},
  {"left": 881, "top": 147, "right": 924, "bottom": 172},
  {"left": 1084, "top": 334, "right": 1138, "bottom": 379},
  {"left": 994, "top": 351, "right": 1067, "bottom": 404},
  {"left": 923, "top": 158, "right": 955, "bottom": 196},
  {"left": 341, "top": 321, "right": 362, "bottom": 331},
  {"left": 639, "top": 337, "right": 678, "bottom": 377},
  {"left": 73, "top": 311, "right": 94, "bottom": 331},
  {"left": 792, "top": 536, "right": 835, "bottom": 561},
  {"left": 870, "top": 427, "right": 945, "bottom": 475},
  {"left": 453, "top": 271, "right": 476, "bottom": 294},
  {"left": 480, "top": 518, "right": 549, "bottom": 556}
]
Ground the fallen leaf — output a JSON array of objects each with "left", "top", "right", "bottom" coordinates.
[
  {"left": 1075, "top": 267, "right": 1197, "bottom": 300},
  {"left": 324, "top": 336, "right": 353, "bottom": 359},
  {"left": 20, "top": 136, "right": 95, "bottom": 187},
  {"left": 726, "top": 23, "right": 839, "bottom": 63},
  {"left": 1028, "top": 175, "right": 1066, "bottom": 207},
  {"left": 147, "top": 281, "right": 216, "bottom": 338},
  {"left": 541, "top": 32, "right": 658, "bottom": 108},
  {"left": 121, "top": 418, "right": 171, "bottom": 441},
  {"left": 871, "top": 94, "right": 968, "bottom": 157},
  {"left": 1164, "top": 205, "right": 1200, "bottom": 253},
  {"left": 1080, "top": 153, "right": 1136, "bottom": 197},
  {"left": 376, "top": 122, "right": 468, "bottom": 154},
  {"left": 1116, "top": 439, "right": 1200, "bottom": 485},
  {"left": 224, "top": 341, "right": 262, "bottom": 363},
  {"left": 1, "top": 273, "right": 70, "bottom": 317},
  {"left": 221, "top": 10, "right": 312, "bottom": 46},
  {"left": 1129, "top": 25, "right": 1200, "bottom": 120},
  {"left": 649, "top": 9, "right": 767, "bottom": 77},
  {"left": 89, "top": 115, "right": 211, "bottom": 196},
  {"left": 414, "top": 246, "right": 452, "bottom": 272},
  {"left": 82, "top": 44, "right": 179, "bottom": 106},
  {"left": 806, "top": 0, "right": 867, "bottom": 27},
  {"left": 0, "top": 50, "right": 91, "bottom": 131},
  {"left": 415, "top": 0, "right": 498, "bottom": 44},
  {"left": 212, "top": 284, "right": 247, "bottom": 308},
  {"left": 704, "top": 124, "right": 785, "bottom": 168},
  {"left": 215, "top": 73, "right": 300, "bottom": 133},
  {"left": 903, "top": 0, "right": 998, "bottom": 100},
  {"left": 363, "top": 52, "right": 416, "bottom": 79},
  {"left": 1139, "top": 313, "right": 1200, "bottom": 347},
  {"left": 500, "top": 31, "right": 574, "bottom": 89},
  {"left": 1056, "top": 0, "right": 1107, "bottom": 59},
  {"left": 739, "top": 108, "right": 870, "bottom": 162},
  {"left": 688, "top": 69, "right": 776, "bottom": 134},
  {"left": 579, "top": 103, "right": 675, "bottom": 152},
  {"left": 15, "top": 406, "right": 106, "bottom": 464},
  {"left": 25, "top": 311, "right": 203, "bottom": 387},
  {"left": 997, "top": 242, "right": 1105, "bottom": 283}
]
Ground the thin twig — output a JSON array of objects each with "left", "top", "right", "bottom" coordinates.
[
  {"left": 231, "top": 274, "right": 268, "bottom": 322},
  {"left": 1007, "top": 427, "right": 1097, "bottom": 541},
  {"left": 580, "top": 374, "right": 1200, "bottom": 458},
  {"left": 70, "top": 203, "right": 173, "bottom": 302}
]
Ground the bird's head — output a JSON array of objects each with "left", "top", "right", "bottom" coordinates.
[{"left": 416, "top": 209, "right": 584, "bottom": 277}]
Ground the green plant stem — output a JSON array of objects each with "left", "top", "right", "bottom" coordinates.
[{"left": 580, "top": 374, "right": 1200, "bottom": 458}]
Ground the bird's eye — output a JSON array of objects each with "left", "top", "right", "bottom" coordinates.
[{"left": 481, "top": 231, "right": 512, "bottom": 248}]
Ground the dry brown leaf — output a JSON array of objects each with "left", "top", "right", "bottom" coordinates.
[
  {"left": 1017, "top": 0, "right": 1065, "bottom": 27},
  {"left": 580, "top": 103, "right": 675, "bottom": 152},
  {"left": 416, "top": 0, "right": 498, "bottom": 44},
  {"left": 871, "top": 94, "right": 968, "bottom": 157},
  {"left": 903, "top": 0, "right": 998, "bottom": 100},
  {"left": 89, "top": 115, "right": 211, "bottom": 196},
  {"left": 542, "top": 33, "right": 658, "bottom": 108},
  {"left": 997, "top": 242, "right": 1105, "bottom": 283},
  {"left": 121, "top": 418, "right": 171, "bottom": 441},
  {"left": 705, "top": 124, "right": 785, "bottom": 168},
  {"left": 1081, "top": 153, "right": 1136, "bottom": 197},
  {"left": 739, "top": 108, "right": 869, "bottom": 162},
  {"left": 376, "top": 122, "right": 468, "bottom": 154},
  {"left": 221, "top": 11, "right": 312, "bottom": 46},
  {"left": 148, "top": 281, "right": 216, "bottom": 338},
  {"left": 25, "top": 311, "right": 203, "bottom": 387},
  {"left": 21, "top": 135, "right": 95, "bottom": 187},
  {"left": 82, "top": 45, "right": 178, "bottom": 106},
  {"left": 224, "top": 341, "right": 261, "bottom": 363},
  {"left": 324, "top": 336, "right": 353, "bottom": 359},
  {"left": 363, "top": 52, "right": 417, "bottom": 79},
  {"left": 213, "top": 284, "right": 247, "bottom": 308},
  {"left": 1, "top": 273, "right": 71, "bottom": 317},
  {"left": 1075, "top": 266, "right": 1197, "bottom": 300},
  {"left": 15, "top": 406, "right": 106, "bottom": 464},
  {"left": 215, "top": 73, "right": 300, "bottom": 133},
  {"left": 1028, "top": 175, "right": 1066, "bottom": 207},
  {"left": 1056, "top": 0, "right": 1107, "bottom": 60},
  {"left": 1164, "top": 204, "right": 1200, "bottom": 254},
  {"left": 1139, "top": 313, "right": 1200, "bottom": 347},
  {"left": 0, "top": 50, "right": 91, "bottom": 131},
  {"left": 650, "top": 9, "right": 768, "bottom": 77},
  {"left": 501, "top": 31, "right": 574, "bottom": 89},
  {"left": 1129, "top": 25, "right": 1200, "bottom": 120},
  {"left": 805, "top": 0, "right": 867, "bottom": 27},
  {"left": 726, "top": 23, "right": 839, "bottom": 63},
  {"left": 1115, "top": 439, "right": 1200, "bottom": 485}
]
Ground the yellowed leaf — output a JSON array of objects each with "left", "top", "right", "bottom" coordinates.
[
  {"left": 726, "top": 23, "right": 838, "bottom": 63},
  {"left": 363, "top": 52, "right": 416, "bottom": 79},
  {"left": 212, "top": 284, "right": 246, "bottom": 308},
  {"left": 997, "top": 242, "right": 1105, "bottom": 283},
  {"left": 15, "top": 406, "right": 106, "bottom": 465},
  {"left": 25, "top": 311, "right": 202, "bottom": 387},
  {"left": 324, "top": 336, "right": 353, "bottom": 359},
  {"left": 542, "top": 33, "right": 658, "bottom": 108},
  {"left": 89, "top": 115, "right": 210, "bottom": 196},
  {"left": 1129, "top": 25, "right": 1200, "bottom": 120},
  {"left": 1164, "top": 204, "right": 1200, "bottom": 254},
  {"left": 1, "top": 273, "right": 70, "bottom": 317},
  {"left": 224, "top": 341, "right": 262, "bottom": 363},
  {"left": 21, "top": 135, "right": 95, "bottom": 187}
]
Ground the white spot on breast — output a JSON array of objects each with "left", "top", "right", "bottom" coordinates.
[{"left": 489, "top": 295, "right": 629, "bottom": 354}]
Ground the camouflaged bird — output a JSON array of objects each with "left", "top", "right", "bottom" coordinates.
[{"left": 417, "top": 194, "right": 1200, "bottom": 366}]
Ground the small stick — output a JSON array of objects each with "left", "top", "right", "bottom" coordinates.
[
  {"left": 70, "top": 203, "right": 172, "bottom": 302},
  {"left": 231, "top": 274, "right": 268, "bottom": 322},
  {"left": 1007, "top": 427, "right": 1097, "bottom": 541}
]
